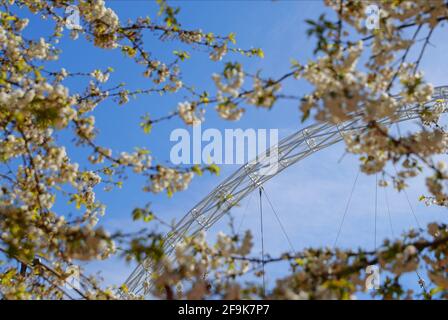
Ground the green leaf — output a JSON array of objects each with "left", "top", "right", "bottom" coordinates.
[
  {"left": 206, "top": 32, "right": 215, "bottom": 45},
  {"left": 132, "top": 207, "right": 154, "bottom": 222},
  {"left": 301, "top": 109, "right": 310, "bottom": 122},
  {"left": 173, "top": 50, "right": 190, "bottom": 61},
  {"left": 192, "top": 165, "right": 203, "bottom": 176},
  {"left": 206, "top": 164, "right": 220, "bottom": 176},
  {"left": 140, "top": 114, "right": 152, "bottom": 134},
  {"left": 143, "top": 213, "right": 154, "bottom": 223},
  {"left": 252, "top": 48, "right": 264, "bottom": 58},
  {"left": 167, "top": 186, "right": 173, "bottom": 198},
  {"left": 228, "top": 32, "right": 237, "bottom": 44},
  {"left": 142, "top": 122, "right": 152, "bottom": 134},
  {"left": 121, "top": 46, "right": 137, "bottom": 57},
  {"left": 132, "top": 208, "right": 144, "bottom": 221},
  {"left": 200, "top": 91, "right": 210, "bottom": 105}
]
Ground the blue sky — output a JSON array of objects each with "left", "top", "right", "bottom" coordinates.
[{"left": 11, "top": 1, "right": 448, "bottom": 296}]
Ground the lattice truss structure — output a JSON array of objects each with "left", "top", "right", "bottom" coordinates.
[{"left": 124, "top": 86, "right": 448, "bottom": 296}]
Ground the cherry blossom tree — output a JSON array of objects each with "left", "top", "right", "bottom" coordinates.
[{"left": 0, "top": 0, "right": 448, "bottom": 300}]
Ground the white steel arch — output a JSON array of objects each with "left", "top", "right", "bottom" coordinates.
[{"left": 123, "top": 86, "right": 448, "bottom": 297}]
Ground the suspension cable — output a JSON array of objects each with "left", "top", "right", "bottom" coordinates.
[
  {"left": 375, "top": 174, "right": 378, "bottom": 250},
  {"left": 400, "top": 189, "right": 429, "bottom": 297},
  {"left": 237, "top": 191, "right": 254, "bottom": 234},
  {"left": 385, "top": 168, "right": 429, "bottom": 297},
  {"left": 384, "top": 186, "right": 395, "bottom": 238},
  {"left": 384, "top": 108, "right": 429, "bottom": 294},
  {"left": 258, "top": 188, "right": 266, "bottom": 297},
  {"left": 392, "top": 164, "right": 422, "bottom": 228},
  {"left": 403, "top": 188, "right": 422, "bottom": 229},
  {"left": 334, "top": 170, "right": 360, "bottom": 247},
  {"left": 261, "top": 187, "right": 296, "bottom": 254}
]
